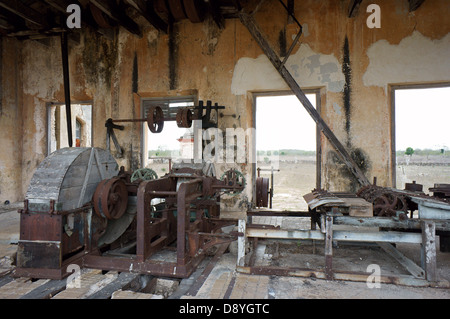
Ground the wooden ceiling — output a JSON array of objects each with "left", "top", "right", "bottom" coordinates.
[
  {"left": 0, "top": 0, "right": 427, "bottom": 40},
  {"left": 0, "top": 0, "right": 242, "bottom": 40}
]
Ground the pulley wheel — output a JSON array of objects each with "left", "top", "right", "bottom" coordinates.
[
  {"left": 176, "top": 108, "right": 193, "bottom": 128},
  {"left": 372, "top": 192, "right": 408, "bottom": 219},
  {"left": 220, "top": 169, "right": 246, "bottom": 195},
  {"left": 147, "top": 106, "right": 164, "bottom": 133},
  {"left": 130, "top": 168, "right": 158, "bottom": 183},
  {"left": 93, "top": 177, "right": 128, "bottom": 220},
  {"left": 256, "top": 177, "right": 269, "bottom": 207}
]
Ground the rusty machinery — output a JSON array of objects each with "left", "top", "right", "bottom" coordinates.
[
  {"left": 356, "top": 181, "right": 450, "bottom": 220},
  {"left": 105, "top": 100, "right": 224, "bottom": 156},
  {"left": 255, "top": 167, "right": 280, "bottom": 208},
  {"left": 15, "top": 99, "right": 248, "bottom": 280},
  {"left": 15, "top": 148, "right": 244, "bottom": 279}
]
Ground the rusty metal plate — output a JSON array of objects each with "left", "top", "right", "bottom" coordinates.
[
  {"left": 20, "top": 213, "right": 62, "bottom": 242},
  {"left": 17, "top": 241, "right": 61, "bottom": 269}
]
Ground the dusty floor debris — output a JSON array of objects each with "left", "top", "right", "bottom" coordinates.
[{"left": 0, "top": 203, "right": 449, "bottom": 299}]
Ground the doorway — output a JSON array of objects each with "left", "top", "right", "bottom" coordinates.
[
  {"left": 47, "top": 103, "right": 92, "bottom": 154},
  {"left": 142, "top": 97, "right": 196, "bottom": 177},
  {"left": 392, "top": 84, "right": 450, "bottom": 194},
  {"left": 254, "top": 92, "right": 320, "bottom": 211}
]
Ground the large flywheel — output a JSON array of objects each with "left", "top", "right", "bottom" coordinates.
[{"left": 93, "top": 177, "right": 128, "bottom": 220}]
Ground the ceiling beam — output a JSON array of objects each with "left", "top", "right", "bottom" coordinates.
[
  {"left": 409, "top": 0, "right": 426, "bottom": 11},
  {"left": 42, "top": 0, "right": 81, "bottom": 14},
  {"left": 206, "top": 0, "right": 225, "bottom": 29},
  {"left": 0, "top": 0, "right": 48, "bottom": 28},
  {"left": 0, "top": 7, "right": 25, "bottom": 31},
  {"left": 89, "top": 0, "right": 142, "bottom": 37},
  {"left": 124, "top": 0, "right": 168, "bottom": 33},
  {"left": 348, "top": 0, "right": 363, "bottom": 18}
]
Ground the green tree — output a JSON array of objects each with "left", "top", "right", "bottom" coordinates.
[{"left": 405, "top": 147, "right": 414, "bottom": 156}]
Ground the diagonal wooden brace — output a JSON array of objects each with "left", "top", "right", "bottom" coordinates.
[{"left": 238, "top": 12, "right": 370, "bottom": 187}]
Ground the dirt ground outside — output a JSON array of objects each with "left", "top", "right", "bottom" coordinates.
[{"left": 145, "top": 154, "right": 450, "bottom": 211}]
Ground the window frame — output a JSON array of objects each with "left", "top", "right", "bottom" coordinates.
[{"left": 390, "top": 82, "right": 450, "bottom": 188}]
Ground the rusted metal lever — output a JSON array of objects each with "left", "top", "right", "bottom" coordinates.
[{"left": 105, "top": 118, "right": 124, "bottom": 157}]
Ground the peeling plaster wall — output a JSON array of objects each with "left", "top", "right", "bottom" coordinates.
[
  {"left": 231, "top": 44, "right": 345, "bottom": 95},
  {"left": 0, "top": 38, "right": 23, "bottom": 203},
  {"left": 363, "top": 31, "right": 450, "bottom": 89},
  {"left": 1, "top": 0, "right": 449, "bottom": 206}
]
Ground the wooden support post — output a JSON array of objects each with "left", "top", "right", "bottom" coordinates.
[
  {"left": 238, "top": 11, "right": 370, "bottom": 187},
  {"left": 324, "top": 215, "right": 333, "bottom": 280},
  {"left": 421, "top": 220, "right": 437, "bottom": 282},
  {"left": 237, "top": 219, "right": 247, "bottom": 266}
]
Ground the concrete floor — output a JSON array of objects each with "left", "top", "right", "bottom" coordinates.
[{"left": 1, "top": 202, "right": 449, "bottom": 299}]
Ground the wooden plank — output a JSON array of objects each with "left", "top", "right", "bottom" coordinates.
[
  {"left": 324, "top": 215, "right": 333, "bottom": 280},
  {"left": 26, "top": 148, "right": 89, "bottom": 200},
  {"left": 378, "top": 243, "right": 425, "bottom": 279},
  {"left": 77, "top": 148, "right": 95, "bottom": 207},
  {"left": 0, "top": 0, "right": 48, "bottom": 27},
  {"left": 125, "top": 0, "right": 168, "bottom": 33},
  {"left": 94, "top": 148, "right": 106, "bottom": 180},
  {"left": 237, "top": 219, "right": 246, "bottom": 267},
  {"left": 333, "top": 216, "right": 450, "bottom": 231},
  {"left": 90, "top": 0, "right": 142, "bottom": 37},
  {"left": 0, "top": 274, "right": 14, "bottom": 289},
  {"left": 238, "top": 12, "right": 370, "bottom": 187},
  {"left": 51, "top": 269, "right": 117, "bottom": 299},
  {"left": 344, "top": 198, "right": 373, "bottom": 217},
  {"left": 87, "top": 272, "right": 141, "bottom": 299},
  {"left": 0, "top": 277, "right": 49, "bottom": 299},
  {"left": 421, "top": 221, "right": 437, "bottom": 282},
  {"left": 19, "top": 278, "right": 67, "bottom": 299},
  {"left": 185, "top": 243, "right": 230, "bottom": 296},
  {"left": 246, "top": 227, "right": 424, "bottom": 244}
]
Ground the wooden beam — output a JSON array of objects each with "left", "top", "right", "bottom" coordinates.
[
  {"left": 238, "top": 11, "right": 370, "bottom": 187},
  {"left": 206, "top": 0, "right": 225, "bottom": 29},
  {"left": 0, "top": 0, "right": 48, "bottom": 28},
  {"left": 89, "top": 0, "right": 142, "bottom": 37},
  {"left": 43, "top": 0, "right": 81, "bottom": 14},
  {"left": 348, "top": 0, "right": 363, "bottom": 18},
  {"left": 409, "top": 0, "right": 426, "bottom": 11},
  {"left": 0, "top": 17, "right": 14, "bottom": 31},
  {"left": 125, "top": 0, "right": 168, "bottom": 33}
]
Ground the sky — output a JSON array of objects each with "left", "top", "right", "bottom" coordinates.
[
  {"left": 256, "top": 94, "right": 317, "bottom": 151},
  {"left": 395, "top": 87, "right": 450, "bottom": 151}
]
